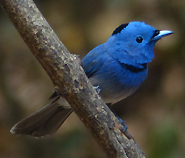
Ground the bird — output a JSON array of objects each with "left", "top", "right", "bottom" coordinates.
[{"left": 10, "top": 21, "right": 173, "bottom": 137}]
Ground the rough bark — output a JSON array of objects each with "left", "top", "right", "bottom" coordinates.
[{"left": 0, "top": 0, "right": 146, "bottom": 157}]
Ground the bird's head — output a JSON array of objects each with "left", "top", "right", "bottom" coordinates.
[{"left": 106, "top": 21, "right": 173, "bottom": 67}]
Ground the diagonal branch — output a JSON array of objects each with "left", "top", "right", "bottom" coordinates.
[{"left": 0, "top": 0, "right": 146, "bottom": 157}]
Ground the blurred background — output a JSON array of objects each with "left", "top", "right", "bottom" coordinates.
[{"left": 0, "top": 0, "right": 184, "bottom": 157}]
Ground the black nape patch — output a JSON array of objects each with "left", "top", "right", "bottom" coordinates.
[{"left": 112, "top": 23, "right": 129, "bottom": 35}]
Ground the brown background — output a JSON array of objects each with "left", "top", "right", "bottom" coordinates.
[{"left": 0, "top": 0, "right": 184, "bottom": 158}]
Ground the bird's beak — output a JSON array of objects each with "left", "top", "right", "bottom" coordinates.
[{"left": 151, "top": 30, "right": 173, "bottom": 41}]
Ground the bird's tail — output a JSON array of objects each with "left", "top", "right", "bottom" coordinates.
[{"left": 10, "top": 98, "right": 73, "bottom": 137}]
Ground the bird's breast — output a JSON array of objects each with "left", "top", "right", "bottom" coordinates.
[{"left": 89, "top": 62, "right": 148, "bottom": 104}]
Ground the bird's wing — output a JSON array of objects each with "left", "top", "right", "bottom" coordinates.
[{"left": 82, "top": 44, "right": 106, "bottom": 78}]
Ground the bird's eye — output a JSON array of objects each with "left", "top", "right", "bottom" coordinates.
[{"left": 136, "top": 36, "right": 143, "bottom": 43}]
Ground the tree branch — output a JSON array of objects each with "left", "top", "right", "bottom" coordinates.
[{"left": 0, "top": 0, "right": 146, "bottom": 157}]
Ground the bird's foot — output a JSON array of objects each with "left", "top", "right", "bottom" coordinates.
[
  {"left": 93, "top": 85, "right": 101, "bottom": 94},
  {"left": 115, "top": 115, "right": 128, "bottom": 132}
]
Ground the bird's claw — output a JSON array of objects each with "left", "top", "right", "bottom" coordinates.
[
  {"left": 93, "top": 85, "right": 101, "bottom": 94},
  {"left": 115, "top": 115, "right": 128, "bottom": 132}
]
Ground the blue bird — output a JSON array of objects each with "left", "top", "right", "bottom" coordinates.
[{"left": 10, "top": 21, "right": 173, "bottom": 137}]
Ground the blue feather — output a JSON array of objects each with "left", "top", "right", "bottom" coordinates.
[{"left": 82, "top": 21, "right": 173, "bottom": 104}]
